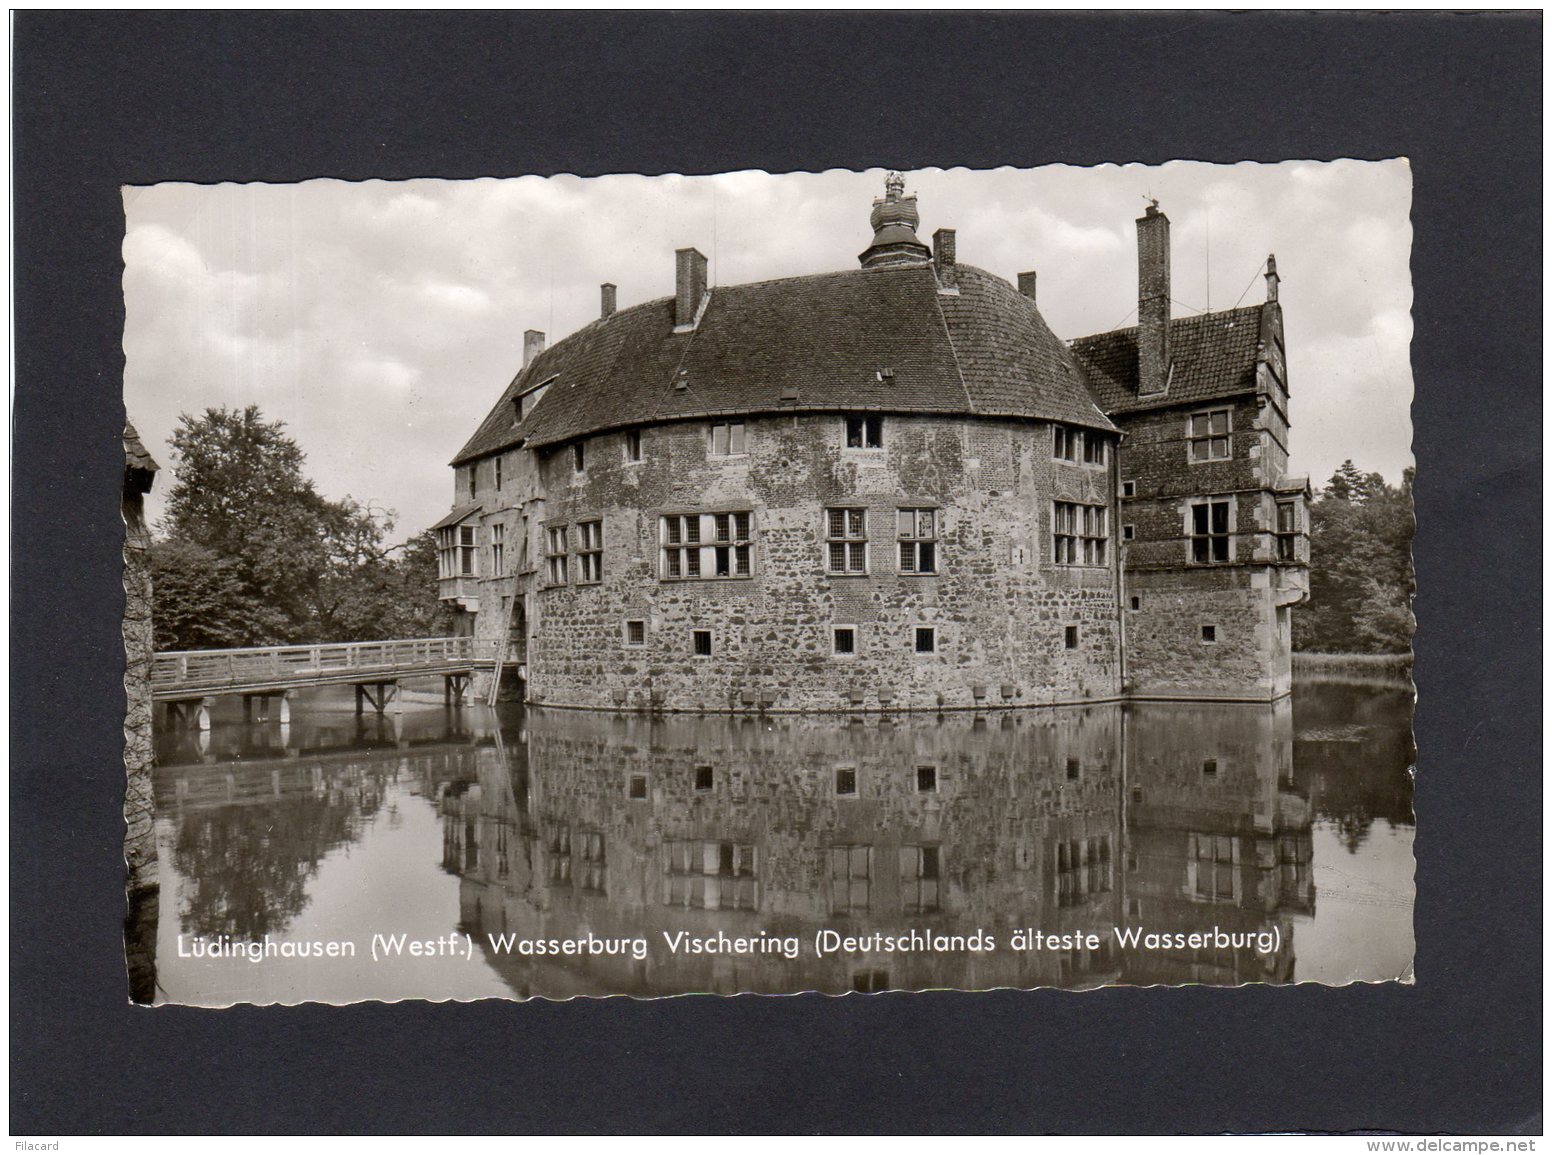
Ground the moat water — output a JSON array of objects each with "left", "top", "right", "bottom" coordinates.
[{"left": 147, "top": 679, "right": 1415, "bottom": 1004}]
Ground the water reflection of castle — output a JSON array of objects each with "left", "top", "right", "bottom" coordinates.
[{"left": 442, "top": 701, "right": 1312, "bottom": 996}]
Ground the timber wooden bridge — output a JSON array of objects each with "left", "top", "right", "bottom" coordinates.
[{"left": 153, "top": 637, "right": 517, "bottom": 730}]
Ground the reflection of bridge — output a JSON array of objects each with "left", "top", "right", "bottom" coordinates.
[{"left": 152, "top": 637, "right": 516, "bottom": 729}]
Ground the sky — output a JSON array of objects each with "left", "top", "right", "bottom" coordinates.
[{"left": 123, "top": 161, "right": 1413, "bottom": 541}]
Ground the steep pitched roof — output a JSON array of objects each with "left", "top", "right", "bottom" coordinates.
[
  {"left": 123, "top": 420, "right": 159, "bottom": 474},
  {"left": 452, "top": 262, "right": 1114, "bottom": 464},
  {"left": 1069, "top": 305, "right": 1266, "bottom": 414}
]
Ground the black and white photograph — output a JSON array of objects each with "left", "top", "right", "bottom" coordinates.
[{"left": 122, "top": 161, "right": 1417, "bottom": 1006}]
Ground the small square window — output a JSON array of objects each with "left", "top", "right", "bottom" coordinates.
[
  {"left": 833, "top": 626, "right": 856, "bottom": 656},
  {"left": 692, "top": 629, "right": 713, "bottom": 657},
  {"left": 1066, "top": 758, "right": 1081, "bottom": 781},
  {"left": 1064, "top": 625, "right": 1079, "bottom": 650},
  {"left": 1201, "top": 624, "right": 1217, "bottom": 643},
  {"left": 1129, "top": 596, "right": 1141, "bottom": 611},
  {"left": 834, "top": 767, "right": 858, "bottom": 796},
  {"left": 624, "top": 619, "right": 646, "bottom": 646},
  {"left": 1202, "top": 759, "right": 1219, "bottom": 778},
  {"left": 694, "top": 765, "right": 714, "bottom": 792},
  {"left": 914, "top": 626, "right": 936, "bottom": 654},
  {"left": 1121, "top": 480, "right": 1136, "bottom": 498},
  {"left": 1122, "top": 524, "right": 1135, "bottom": 541},
  {"left": 916, "top": 765, "right": 938, "bottom": 793},
  {"left": 627, "top": 774, "right": 648, "bottom": 800},
  {"left": 625, "top": 429, "right": 643, "bottom": 463}
]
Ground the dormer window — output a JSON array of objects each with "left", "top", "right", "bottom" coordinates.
[{"left": 846, "top": 415, "right": 883, "bottom": 449}]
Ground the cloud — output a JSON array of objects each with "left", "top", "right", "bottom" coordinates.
[{"left": 124, "top": 161, "right": 1415, "bottom": 538}]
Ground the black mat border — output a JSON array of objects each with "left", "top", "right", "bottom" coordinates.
[{"left": 10, "top": 11, "right": 1542, "bottom": 1136}]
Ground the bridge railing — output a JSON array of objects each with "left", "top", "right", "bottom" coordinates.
[{"left": 152, "top": 636, "right": 503, "bottom": 692}]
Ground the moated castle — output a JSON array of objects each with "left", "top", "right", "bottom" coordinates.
[{"left": 436, "top": 176, "right": 1310, "bottom": 711}]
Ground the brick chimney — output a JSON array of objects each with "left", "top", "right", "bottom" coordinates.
[
  {"left": 601, "top": 282, "right": 617, "bottom": 319},
  {"left": 675, "top": 247, "right": 708, "bottom": 331},
  {"left": 1136, "top": 201, "right": 1171, "bottom": 396},
  {"left": 1018, "top": 271, "right": 1037, "bottom": 303},
  {"left": 932, "top": 228, "right": 957, "bottom": 290},
  {"left": 523, "top": 329, "right": 546, "bottom": 369}
]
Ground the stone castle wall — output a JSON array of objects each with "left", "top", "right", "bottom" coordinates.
[{"left": 517, "top": 412, "right": 1122, "bottom": 711}]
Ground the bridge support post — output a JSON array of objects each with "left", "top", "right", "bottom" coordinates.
[
  {"left": 196, "top": 697, "right": 213, "bottom": 733},
  {"left": 445, "top": 673, "right": 470, "bottom": 708}
]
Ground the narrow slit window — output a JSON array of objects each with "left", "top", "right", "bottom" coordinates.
[
  {"left": 572, "top": 442, "right": 586, "bottom": 473},
  {"left": 625, "top": 429, "right": 643, "bottom": 463},
  {"left": 1064, "top": 625, "right": 1079, "bottom": 650}
]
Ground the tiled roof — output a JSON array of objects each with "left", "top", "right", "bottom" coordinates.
[
  {"left": 1069, "top": 305, "right": 1266, "bottom": 414},
  {"left": 123, "top": 420, "right": 159, "bottom": 473},
  {"left": 452, "top": 263, "right": 1115, "bottom": 463},
  {"left": 429, "top": 502, "right": 482, "bottom": 531}
]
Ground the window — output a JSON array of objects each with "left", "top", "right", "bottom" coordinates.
[
  {"left": 1053, "top": 501, "right": 1108, "bottom": 566},
  {"left": 1082, "top": 432, "right": 1106, "bottom": 467},
  {"left": 832, "top": 626, "right": 856, "bottom": 656},
  {"left": 458, "top": 525, "right": 478, "bottom": 576},
  {"left": 834, "top": 767, "right": 857, "bottom": 796},
  {"left": 829, "top": 846, "right": 871, "bottom": 914},
  {"left": 1277, "top": 501, "right": 1299, "bottom": 560},
  {"left": 708, "top": 421, "right": 747, "bottom": 456},
  {"left": 694, "top": 765, "right": 714, "bottom": 792},
  {"left": 1129, "top": 596, "right": 1141, "bottom": 611},
  {"left": 1121, "top": 480, "right": 1137, "bottom": 498},
  {"left": 664, "top": 840, "right": 757, "bottom": 911},
  {"left": 627, "top": 774, "right": 648, "bottom": 800},
  {"left": 1190, "top": 499, "right": 1232, "bottom": 564},
  {"left": 624, "top": 619, "right": 646, "bottom": 647},
  {"left": 494, "top": 455, "right": 503, "bottom": 490},
  {"left": 692, "top": 629, "right": 713, "bottom": 657},
  {"left": 576, "top": 520, "right": 603, "bottom": 583},
  {"left": 1066, "top": 757, "right": 1081, "bottom": 780},
  {"left": 466, "top": 466, "right": 477, "bottom": 499},
  {"left": 845, "top": 415, "right": 883, "bottom": 449},
  {"left": 916, "top": 765, "right": 938, "bottom": 793},
  {"left": 624, "top": 429, "right": 643, "bottom": 463},
  {"left": 1053, "top": 425, "right": 1077, "bottom": 462},
  {"left": 900, "top": 845, "right": 941, "bottom": 914},
  {"left": 1056, "top": 837, "right": 1112, "bottom": 907},
  {"left": 660, "top": 512, "right": 752, "bottom": 580},
  {"left": 826, "top": 507, "right": 868, "bottom": 574},
  {"left": 897, "top": 508, "right": 938, "bottom": 574},
  {"left": 1122, "top": 524, "right": 1135, "bottom": 541},
  {"left": 571, "top": 442, "right": 587, "bottom": 473},
  {"left": 1064, "top": 625, "right": 1079, "bottom": 650},
  {"left": 490, "top": 522, "right": 505, "bottom": 576},
  {"left": 1201, "top": 624, "right": 1217, "bottom": 644},
  {"left": 1189, "top": 409, "right": 1232, "bottom": 461},
  {"left": 545, "top": 525, "right": 568, "bottom": 585},
  {"left": 1202, "top": 758, "right": 1219, "bottom": 778},
  {"left": 1191, "top": 833, "right": 1237, "bottom": 901},
  {"left": 914, "top": 626, "right": 936, "bottom": 654},
  {"left": 437, "top": 523, "right": 479, "bottom": 579}
]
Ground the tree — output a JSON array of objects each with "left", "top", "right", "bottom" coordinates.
[
  {"left": 1295, "top": 463, "right": 1415, "bottom": 654},
  {"left": 158, "top": 405, "right": 394, "bottom": 646}
]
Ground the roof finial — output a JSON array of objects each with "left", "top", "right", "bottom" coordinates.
[
  {"left": 860, "top": 172, "right": 930, "bottom": 269},
  {"left": 885, "top": 171, "right": 905, "bottom": 201}
]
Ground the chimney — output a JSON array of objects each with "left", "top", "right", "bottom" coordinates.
[
  {"left": 601, "top": 282, "right": 617, "bottom": 319},
  {"left": 674, "top": 247, "right": 708, "bottom": 331},
  {"left": 1136, "top": 201, "right": 1171, "bottom": 396},
  {"left": 932, "top": 228, "right": 957, "bottom": 290},
  {"left": 1264, "top": 254, "right": 1279, "bottom": 303},
  {"left": 1017, "top": 271, "right": 1038, "bottom": 304},
  {"left": 523, "top": 329, "right": 546, "bottom": 369}
]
